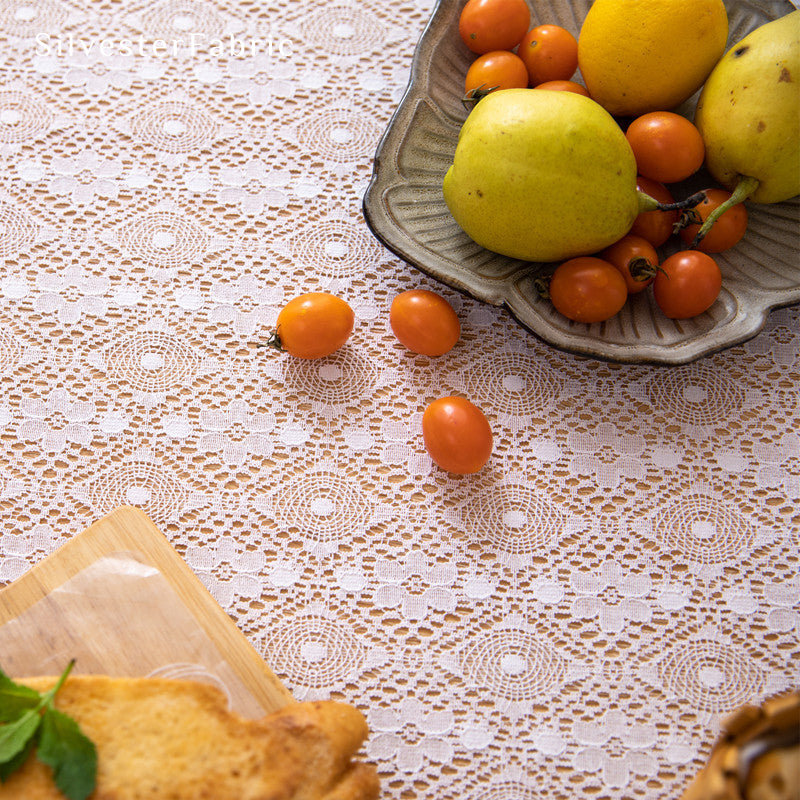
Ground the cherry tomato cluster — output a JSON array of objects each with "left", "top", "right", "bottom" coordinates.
[
  {"left": 546, "top": 183, "right": 741, "bottom": 323},
  {"left": 261, "top": 289, "right": 493, "bottom": 475},
  {"left": 458, "top": 0, "right": 581, "bottom": 103},
  {"left": 456, "top": 1, "right": 751, "bottom": 324},
  {"left": 548, "top": 247, "right": 722, "bottom": 323},
  {"left": 546, "top": 131, "right": 747, "bottom": 323}
]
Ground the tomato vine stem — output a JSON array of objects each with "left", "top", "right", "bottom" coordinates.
[{"left": 690, "top": 175, "right": 759, "bottom": 248}]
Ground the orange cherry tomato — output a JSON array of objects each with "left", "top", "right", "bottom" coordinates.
[
  {"left": 517, "top": 24, "right": 578, "bottom": 86},
  {"left": 390, "top": 289, "right": 461, "bottom": 356},
  {"left": 601, "top": 234, "right": 659, "bottom": 294},
  {"left": 458, "top": 0, "right": 530, "bottom": 54},
  {"left": 678, "top": 188, "right": 749, "bottom": 253},
  {"left": 422, "top": 396, "right": 493, "bottom": 474},
  {"left": 267, "top": 292, "right": 354, "bottom": 359},
  {"left": 630, "top": 176, "right": 679, "bottom": 248},
  {"left": 653, "top": 251, "right": 722, "bottom": 319},
  {"left": 533, "top": 79, "right": 590, "bottom": 96},
  {"left": 464, "top": 50, "right": 529, "bottom": 97},
  {"left": 549, "top": 257, "right": 628, "bottom": 323},
  {"left": 625, "top": 111, "right": 705, "bottom": 184}
]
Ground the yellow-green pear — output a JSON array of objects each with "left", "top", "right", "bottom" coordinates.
[
  {"left": 443, "top": 89, "right": 656, "bottom": 263},
  {"left": 692, "top": 10, "right": 800, "bottom": 240}
]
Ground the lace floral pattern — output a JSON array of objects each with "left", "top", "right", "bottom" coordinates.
[{"left": 0, "top": 0, "right": 798, "bottom": 797}]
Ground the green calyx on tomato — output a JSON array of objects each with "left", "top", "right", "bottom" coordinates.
[
  {"left": 462, "top": 83, "right": 500, "bottom": 111},
  {"left": 627, "top": 256, "right": 658, "bottom": 284},
  {"left": 258, "top": 292, "right": 354, "bottom": 360},
  {"left": 259, "top": 329, "right": 286, "bottom": 353}
]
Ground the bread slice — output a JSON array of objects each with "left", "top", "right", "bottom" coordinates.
[
  {"left": 0, "top": 675, "right": 380, "bottom": 800},
  {"left": 745, "top": 743, "right": 800, "bottom": 800},
  {"left": 680, "top": 690, "right": 799, "bottom": 800}
]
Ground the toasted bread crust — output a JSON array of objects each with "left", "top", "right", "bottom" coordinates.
[
  {"left": 680, "top": 690, "right": 799, "bottom": 800},
  {"left": 0, "top": 675, "right": 380, "bottom": 800},
  {"left": 745, "top": 744, "right": 800, "bottom": 800}
]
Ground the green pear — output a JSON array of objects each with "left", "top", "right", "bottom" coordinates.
[
  {"left": 443, "top": 89, "right": 656, "bottom": 263},
  {"left": 692, "top": 10, "right": 800, "bottom": 240}
]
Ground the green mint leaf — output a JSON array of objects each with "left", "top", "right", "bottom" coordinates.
[
  {"left": 0, "top": 670, "right": 41, "bottom": 723},
  {"left": 0, "top": 734, "right": 36, "bottom": 783},
  {"left": 37, "top": 707, "right": 97, "bottom": 800},
  {"left": 40, "top": 660, "right": 76, "bottom": 708},
  {"left": 0, "top": 662, "right": 98, "bottom": 797},
  {"left": 0, "top": 707, "right": 42, "bottom": 763}
]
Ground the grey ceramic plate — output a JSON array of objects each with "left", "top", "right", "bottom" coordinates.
[{"left": 363, "top": 0, "right": 800, "bottom": 364}]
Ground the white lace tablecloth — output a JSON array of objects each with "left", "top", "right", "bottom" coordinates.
[{"left": 1, "top": 0, "right": 798, "bottom": 797}]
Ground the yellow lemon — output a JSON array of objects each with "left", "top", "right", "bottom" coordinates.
[{"left": 577, "top": 0, "right": 729, "bottom": 117}]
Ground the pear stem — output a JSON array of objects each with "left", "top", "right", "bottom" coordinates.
[
  {"left": 636, "top": 190, "right": 707, "bottom": 214},
  {"left": 690, "top": 175, "right": 759, "bottom": 248}
]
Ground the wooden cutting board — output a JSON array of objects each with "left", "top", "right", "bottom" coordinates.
[{"left": 0, "top": 505, "right": 293, "bottom": 717}]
